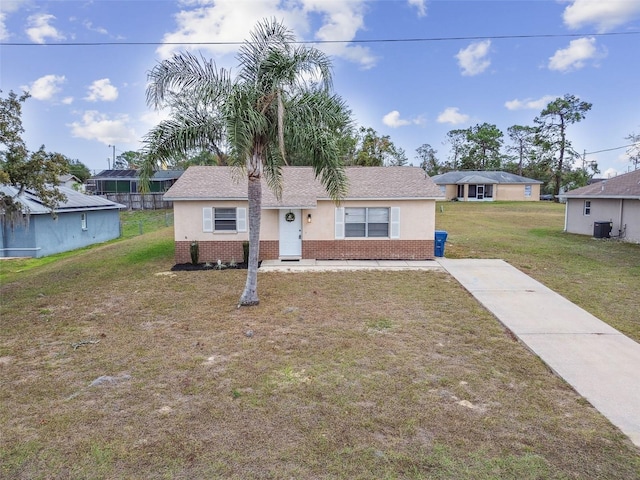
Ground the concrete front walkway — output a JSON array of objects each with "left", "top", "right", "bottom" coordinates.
[
  {"left": 437, "top": 258, "right": 640, "bottom": 448},
  {"left": 259, "top": 259, "right": 443, "bottom": 272}
]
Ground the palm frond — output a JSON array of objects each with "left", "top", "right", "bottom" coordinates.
[
  {"left": 283, "top": 90, "right": 352, "bottom": 201},
  {"left": 146, "top": 52, "right": 232, "bottom": 110},
  {"left": 236, "top": 18, "right": 295, "bottom": 86}
]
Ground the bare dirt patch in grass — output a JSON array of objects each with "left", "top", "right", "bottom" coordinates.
[{"left": 1, "top": 230, "right": 639, "bottom": 478}]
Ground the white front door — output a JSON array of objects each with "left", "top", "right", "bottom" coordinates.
[
  {"left": 477, "top": 185, "right": 485, "bottom": 200},
  {"left": 279, "top": 209, "right": 302, "bottom": 258}
]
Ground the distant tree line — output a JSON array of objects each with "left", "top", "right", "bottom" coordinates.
[
  {"left": 420, "top": 94, "right": 596, "bottom": 197},
  {"left": 134, "top": 93, "right": 606, "bottom": 197}
]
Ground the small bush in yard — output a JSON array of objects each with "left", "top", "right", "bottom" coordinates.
[{"left": 190, "top": 241, "right": 199, "bottom": 265}]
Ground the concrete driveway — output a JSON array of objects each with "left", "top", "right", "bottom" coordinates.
[{"left": 437, "top": 258, "right": 640, "bottom": 448}]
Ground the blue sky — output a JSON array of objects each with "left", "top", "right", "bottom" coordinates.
[{"left": 1, "top": 0, "right": 639, "bottom": 178}]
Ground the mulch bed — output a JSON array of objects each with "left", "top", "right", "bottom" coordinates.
[{"left": 171, "top": 262, "right": 259, "bottom": 271}]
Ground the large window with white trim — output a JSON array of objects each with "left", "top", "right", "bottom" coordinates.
[{"left": 345, "top": 207, "right": 389, "bottom": 237}]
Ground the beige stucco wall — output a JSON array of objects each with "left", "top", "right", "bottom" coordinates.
[
  {"left": 303, "top": 199, "right": 436, "bottom": 241},
  {"left": 438, "top": 183, "right": 540, "bottom": 201},
  {"left": 443, "top": 184, "right": 459, "bottom": 201},
  {"left": 495, "top": 184, "right": 540, "bottom": 201},
  {"left": 174, "top": 198, "right": 436, "bottom": 243},
  {"left": 566, "top": 198, "right": 640, "bottom": 242}
]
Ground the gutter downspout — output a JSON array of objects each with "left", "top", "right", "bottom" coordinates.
[
  {"left": 618, "top": 199, "right": 624, "bottom": 237},
  {"left": 563, "top": 198, "right": 569, "bottom": 232}
]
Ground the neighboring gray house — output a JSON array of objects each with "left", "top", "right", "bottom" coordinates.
[
  {"left": 560, "top": 169, "right": 640, "bottom": 243},
  {"left": 86, "top": 169, "right": 184, "bottom": 210},
  {"left": 87, "top": 169, "right": 184, "bottom": 194},
  {"left": 0, "top": 185, "right": 124, "bottom": 258},
  {"left": 431, "top": 171, "right": 543, "bottom": 201}
]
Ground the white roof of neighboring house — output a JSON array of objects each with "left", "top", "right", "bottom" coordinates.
[
  {"left": 58, "top": 174, "right": 81, "bottom": 184},
  {"left": 431, "top": 170, "right": 543, "bottom": 185},
  {"left": 0, "top": 185, "right": 125, "bottom": 214},
  {"left": 164, "top": 166, "right": 444, "bottom": 208},
  {"left": 561, "top": 169, "right": 640, "bottom": 199}
]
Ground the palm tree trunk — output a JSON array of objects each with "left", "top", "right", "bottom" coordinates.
[{"left": 239, "top": 166, "right": 262, "bottom": 306}]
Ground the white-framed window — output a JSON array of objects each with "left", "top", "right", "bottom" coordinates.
[
  {"left": 203, "top": 207, "right": 247, "bottom": 233},
  {"left": 81, "top": 212, "right": 87, "bottom": 230},
  {"left": 584, "top": 200, "right": 591, "bottom": 216},
  {"left": 344, "top": 207, "right": 389, "bottom": 238},
  {"left": 335, "top": 207, "right": 399, "bottom": 239},
  {"left": 485, "top": 185, "right": 493, "bottom": 198},
  {"left": 524, "top": 185, "right": 532, "bottom": 197}
]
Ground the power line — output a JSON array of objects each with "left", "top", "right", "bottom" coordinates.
[
  {"left": 1, "top": 31, "right": 638, "bottom": 47},
  {"left": 585, "top": 143, "right": 638, "bottom": 155}
]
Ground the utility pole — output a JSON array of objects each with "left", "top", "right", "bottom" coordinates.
[{"left": 108, "top": 144, "right": 116, "bottom": 169}]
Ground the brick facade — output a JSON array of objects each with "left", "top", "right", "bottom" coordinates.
[
  {"left": 175, "top": 240, "right": 279, "bottom": 264},
  {"left": 303, "top": 240, "right": 435, "bottom": 260},
  {"left": 175, "top": 239, "right": 435, "bottom": 263}
]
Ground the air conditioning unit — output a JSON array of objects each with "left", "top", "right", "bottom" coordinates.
[{"left": 593, "top": 221, "right": 612, "bottom": 238}]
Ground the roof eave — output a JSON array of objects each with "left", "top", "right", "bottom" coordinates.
[
  {"left": 562, "top": 195, "right": 640, "bottom": 200},
  {"left": 318, "top": 196, "right": 444, "bottom": 201}
]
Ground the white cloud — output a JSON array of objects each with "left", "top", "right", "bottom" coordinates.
[
  {"left": 69, "top": 111, "right": 138, "bottom": 145},
  {"left": 602, "top": 167, "right": 621, "bottom": 178},
  {"left": 0, "top": 0, "right": 28, "bottom": 39},
  {"left": 0, "top": 13, "right": 8, "bottom": 41},
  {"left": 505, "top": 95, "right": 559, "bottom": 111},
  {"left": 157, "top": 0, "right": 377, "bottom": 69},
  {"left": 382, "top": 110, "right": 424, "bottom": 128},
  {"left": 548, "top": 37, "right": 605, "bottom": 72},
  {"left": 26, "top": 13, "right": 65, "bottom": 44},
  {"left": 408, "top": 0, "right": 427, "bottom": 18},
  {"left": 21, "top": 74, "right": 66, "bottom": 101},
  {"left": 139, "top": 108, "right": 171, "bottom": 128},
  {"left": 309, "top": 1, "right": 378, "bottom": 70},
  {"left": 437, "top": 107, "right": 469, "bottom": 125},
  {"left": 62, "top": 97, "right": 74, "bottom": 105},
  {"left": 562, "top": 0, "right": 640, "bottom": 32},
  {"left": 455, "top": 40, "right": 491, "bottom": 76},
  {"left": 85, "top": 79, "right": 119, "bottom": 102},
  {"left": 83, "top": 20, "right": 108, "bottom": 35}
]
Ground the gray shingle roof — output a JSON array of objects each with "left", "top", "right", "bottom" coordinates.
[
  {"left": 1, "top": 185, "right": 124, "bottom": 214},
  {"left": 163, "top": 166, "right": 443, "bottom": 206},
  {"left": 431, "top": 170, "right": 543, "bottom": 185},
  {"left": 562, "top": 169, "right": 640, "bottom": 199}
]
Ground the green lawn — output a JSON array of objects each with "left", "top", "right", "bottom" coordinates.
[{"left": 1, "top": 203, "right": 639, "bottom": 479}]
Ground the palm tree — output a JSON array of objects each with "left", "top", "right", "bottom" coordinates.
[{"left": 143, "top": 19, "right": 351, "bottom": 306}]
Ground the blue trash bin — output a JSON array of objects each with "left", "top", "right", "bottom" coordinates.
[{"left": 434, "top": 230, "right": 448, "bottom": 257}]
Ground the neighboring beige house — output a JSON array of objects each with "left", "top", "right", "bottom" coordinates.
[
  {"left": 163, "top": 166, "right": 444, "bottom": 264},
  {"left": 431, "top": 171, "right": 543, "bottom": 201},
  {"left": 560, "top": 169, "right": 640, "bottom": 242}
]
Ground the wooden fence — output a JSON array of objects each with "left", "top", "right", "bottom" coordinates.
[{"left": 100, "top": 193, "right": 172, "bottom": 210}]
